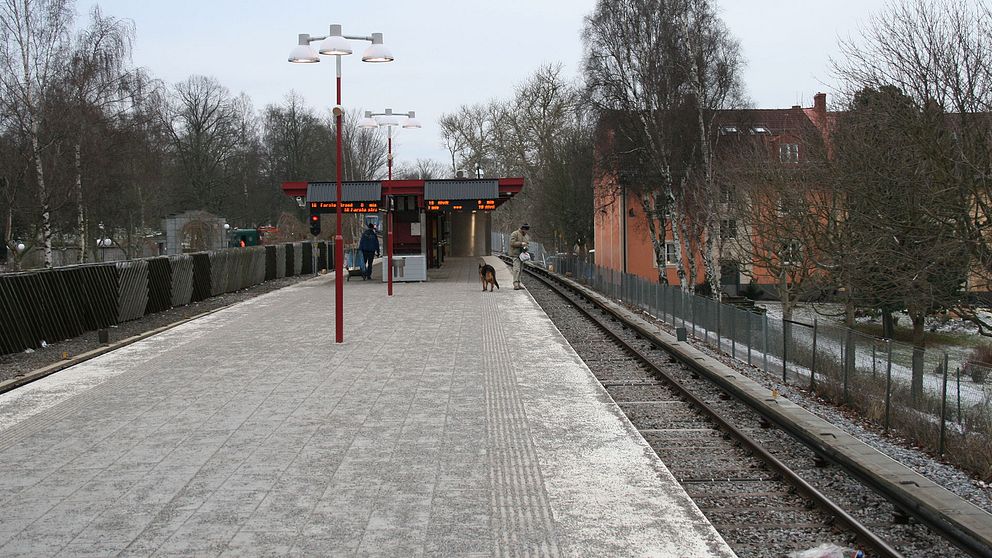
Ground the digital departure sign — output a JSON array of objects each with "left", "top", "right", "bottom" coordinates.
[
  {"left": 426, "top": 199, "right": 497, "bottom": 212},
  {"left": 309, "top": 201, "right": 380, "bottom": 213}
]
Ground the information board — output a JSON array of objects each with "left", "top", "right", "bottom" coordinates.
[
  {"left": 309, "top": 201, "right": 380, "bottom": 213},
  {"left": 425, "top": 199, "right": 497, "bottom": 212}
]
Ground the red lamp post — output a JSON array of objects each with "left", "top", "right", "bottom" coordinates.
[
  {"left": 289, "top": 25, "right": 393, "bottom": 343},
  {"left": 358, "top": 109, "right": 421, "bottom": 296}
]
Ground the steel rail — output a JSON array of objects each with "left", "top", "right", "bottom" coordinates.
[{"left": 511, "top": 259, "right": 903, "bottom": 558}]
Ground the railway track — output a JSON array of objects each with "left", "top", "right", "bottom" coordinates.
[{"left": 509, "top": 257, "right": 982, "bottom": 557}]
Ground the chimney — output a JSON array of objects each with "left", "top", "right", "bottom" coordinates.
[{"left": 814, "top": 92, "right": 827, "bottom": 115}]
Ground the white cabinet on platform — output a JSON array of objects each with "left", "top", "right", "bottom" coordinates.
[{"left": 383, "top": 254, "right": 427, "bottom": 282}]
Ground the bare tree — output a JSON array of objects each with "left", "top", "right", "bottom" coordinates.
[
  {"left": 583, "top": 0, "right": 744, "bottom": 291},
  {"left": 719, "top": 121, "right": 827, "bottom": 319},
  {"left": 60, "top": 6, "right": 135, "bottom": 261},
  {"left": 394, "top": 158, "right": 447, "bottom": 179},
  {"left": 833, "top": 0, "right": 992, "bottom": 337},
  {"left": 0, "top": 0, "right": 73, "bottom": 267},
  {"left": 161, "top": 75, "right": 246, "bottom": 214},
  {"left": 338, "top": 108, "right": 386, "bottom": 181}
]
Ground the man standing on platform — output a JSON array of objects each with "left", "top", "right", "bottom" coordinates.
[
  {"left": 509, "top": 223, "right": 530, "bottom": 290},
  {"left": 359, "top": 223, "right": 380, "bottom": 280}
]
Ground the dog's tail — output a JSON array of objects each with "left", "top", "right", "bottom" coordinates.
[{"left": 492, "top": 273, "right": 500, "bottom": 290}]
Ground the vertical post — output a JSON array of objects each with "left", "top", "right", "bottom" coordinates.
[
  {"left": 939, "top": 352, "right": 949, "bottom": 455},
  {"left": 746, "top": 312, "right": 752, "bottom": 366},
  {"left": 334, "top": 55, "right": 344, "bottom": 343},
  {"left": 716, "top": 298, "right": 721, "bottom": 350},
  {"left": 956, "top": 366, "right": 962, "bottom": 425},
  {"left": 692, "top": 293, "right": 697, "bottom": 339},
  {"left": 782, "top": 319, "right": 789, "bottom": 383},
  {"left": 844, "top": 328, "right": 852, "bottom": 402},
  {"left": 387, "top": 127, "right": 394, "bottom": 296},
  {"left": 810, "top": 318, "right": 818, "bottom": 392},
  {"left": 763, "top": 313, "right": 769, "bottom": 374},
  {"left": 872, "top": 343, "right": 877, "bottom": 379},
  {"left": 730, "top": 307, "right": 736, "bottom": 360},
  {"left": 885, "top": 340, "right": 893, "bottom": 433}
]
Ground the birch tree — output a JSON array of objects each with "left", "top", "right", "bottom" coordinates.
[
  {"left": 61, "top": 6, "right": 134, "bottom": 261},
  {"left": 0, "top": 0, "right": 73, "bottom": 267},
  {"left": 583, "top": 0, "right": 744, "bottom": 291}
]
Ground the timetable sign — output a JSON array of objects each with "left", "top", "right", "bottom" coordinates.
[
  {"left": 426, "top": 199, "right": 497, "bottom": 212},
  {"left": 310, "top": 201, "right": 380, "bottom": 213}
]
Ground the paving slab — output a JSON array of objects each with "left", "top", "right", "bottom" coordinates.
[{"left": 0, "top": 256, "right": 734, "bottom": 557}]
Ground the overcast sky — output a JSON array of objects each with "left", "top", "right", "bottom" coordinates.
[{"left": 83, "top": 0, "right": 894, "bottom": 171}]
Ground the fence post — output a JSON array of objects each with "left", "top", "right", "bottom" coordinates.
[
  {"left": 782, "top": 319, "right": 789, "bottom": 383},
  {"left": 872, "top": 343, "right": 877, "bottom": 379},
  {"left": 763, "top": 313, "right": 769, "bottom": 374},
  {"left": 844, "top": 328, "right": 852, "bottom": 403},
  {"left": 939, "top": 352, "right": 949, "bottom": 456},
  {"left": 956, "top": 366, "right": 962, "bottom": 425},
  {"left": 885, "top": 339, "right": 893, "bottom": 433},
  {"left": 747, "top": 312, "right": 752, "bottom": 366},
  {"left": 810, "top": 318, "right": 818, "bottom": 392},
  {"left": 716, "top": 298, "right": 722, "bottom": 351},
  {"left": 731, "top": 307, "right": 737, "bottom": 360}
]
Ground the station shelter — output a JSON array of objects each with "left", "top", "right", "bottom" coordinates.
[{"left": 281, "top": 178, "right": 524, "bottom": 269}]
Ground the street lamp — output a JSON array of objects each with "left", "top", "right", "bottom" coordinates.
[
  {"left": 289, "top": 24, "right": 394, "bottom": 344},
  {"left": 358, "top": 108, "right": 421, "bottom": 296}
]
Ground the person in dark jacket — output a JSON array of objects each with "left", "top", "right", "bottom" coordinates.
[{"left": 358, "top": 223, "right": 380, "bottom": 280}]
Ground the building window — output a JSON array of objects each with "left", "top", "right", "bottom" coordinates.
[
  {"left": 720, "top": 183, "right": 736, "bottom": 204},
  {"left": 780, "top": 143, "right": 799, "bottom": 163},
  {"left": 665, "top": 242, "right": 678, "bottom": 266},
  {"left": 720, "top": 126, "right": 739, "bottom": 135},
  {"left": 781, "top": 240, "right": 802, "bottom": 266},
  {"left": 720, "top": 219, "right": 737, "bottom": 239}
]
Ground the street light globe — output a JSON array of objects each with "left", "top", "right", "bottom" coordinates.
[
  {"left": 358, "top": 112, "right": 379, "bottom": 129},
  {"left": 361, "top": 33, "right": 394, "bottom": 63},
  {"left": 376, "top": 112, "right": 400, "bottom": 127},
  {"left": 223, "top": 223, "right": 230, "bottom": 230},
  {"left": 403, "top": 111, "right": 422, "bottom": 129},
  {"left": 319, "top": 25, "right": 353, "bottom": 56},
  {"left": 15, "top": 243, "right": 25, "bottom": 253},
  {"left": 288, "top": 34, "right": 319, "bottom": 63}
]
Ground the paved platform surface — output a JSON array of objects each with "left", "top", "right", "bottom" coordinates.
[{"left": 0, "top": 256, "right": 734, "bottom": 557}]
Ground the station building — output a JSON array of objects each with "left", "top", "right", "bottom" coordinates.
[{"left": 282, "top": 177, "right": 524, "bottom": 269}]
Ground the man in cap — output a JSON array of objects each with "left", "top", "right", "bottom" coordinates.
[{"left": 509, "top": 223, "right": 531, "bottom": 290}]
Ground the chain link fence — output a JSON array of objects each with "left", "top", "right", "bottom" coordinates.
[{"left": 544, "top": 255, "right": 992, "bottom": 478}]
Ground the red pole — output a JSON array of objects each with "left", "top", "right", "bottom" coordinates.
[
  {"left": 387, "top": 130, "right": 393, "bottom": 296},
  {"left": 334, "top": 58, "right": 344, "bottom": 343}
]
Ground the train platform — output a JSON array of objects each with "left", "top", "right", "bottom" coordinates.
[{"left": 0, "top": 256, "right": 734, "bottom": 557}]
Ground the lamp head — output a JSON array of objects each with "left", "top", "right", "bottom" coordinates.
[
  {"left": 376, "top": 108, "right": 400, "bottom": 127},
  {"left": 361, "top": 32, "right": 394, "bottom": 63},
  {"left": 288, "top": 34, "right": 319, "bottom": 63},
  {"left": 357, "top": 111, "right": 379, "bottom": 129},
  {"left": 319, "top": 24, "right": 353, "bottom": 55},
  {"left": 403, "top": 111, "right": 422, "bottom": 129}
]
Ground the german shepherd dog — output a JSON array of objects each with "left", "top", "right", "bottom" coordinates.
[{"left": 479, "top": 263, "right": 500, "bottom": 292}]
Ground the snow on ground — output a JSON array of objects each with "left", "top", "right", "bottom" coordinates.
[{"left": 661, "top": 301, "right": 992, "bottom": 408}]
